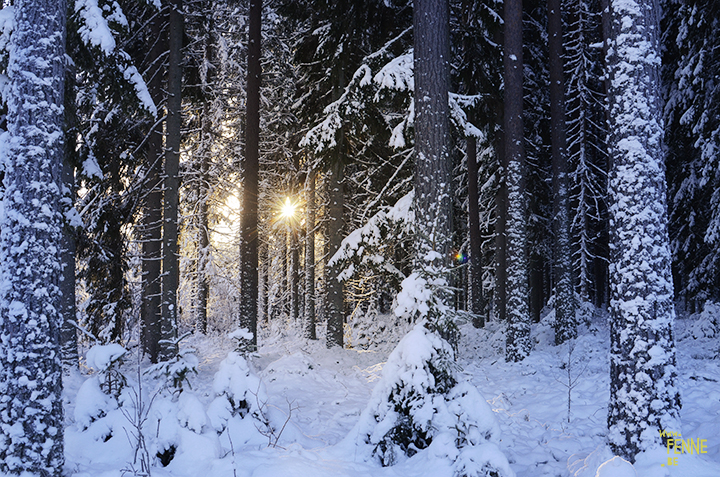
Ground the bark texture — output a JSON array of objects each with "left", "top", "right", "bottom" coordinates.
[
  {"left": 605, "top": 0, "right": 681, "bottom": 460},
  {"left": 239, "top": 0, "right": 261, "bottom": 349},
  {"left": 503, "top": 0, "right": 531, "bottom": 361},
  {"left": 0, "top": 1, "right": 67, "bottom": 474}
]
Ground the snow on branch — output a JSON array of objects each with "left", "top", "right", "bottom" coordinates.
[
  {"left": 76, "top": 0, "right": 118, "bottom": 55},
  {"left": 73, "top": 1, "right": 157, "bottom": 117},
  {"left": 329, "top": 191, "right": 414, "bottom": 281}
]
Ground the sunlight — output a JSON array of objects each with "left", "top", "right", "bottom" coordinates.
[
  {"left": 213, "top": 193, "right": 241, "bottom": 245},
  {"left": 280, "top": 197, "right": 297, "bottom": 220}
]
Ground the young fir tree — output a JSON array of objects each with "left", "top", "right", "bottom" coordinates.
[
  {"left": 605, "top": 0, "right": 681, "bottom": 460},
  {"left": 0, "top": 0, "right": 67, "bottom": 474}
]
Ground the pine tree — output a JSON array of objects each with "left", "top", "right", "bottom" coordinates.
[
  {"left": 605, "top": 0, "right": 681, "bottom": 460},
  {"left": 0, "top": 0, "right": 67, "bottom": 474},
  {"left": 70, "top": 0, "right": 156, "bottom": 345}
]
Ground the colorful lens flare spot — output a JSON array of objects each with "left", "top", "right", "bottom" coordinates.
[{"left": 454, "top": 252, "right": 468, "bottom": 263}]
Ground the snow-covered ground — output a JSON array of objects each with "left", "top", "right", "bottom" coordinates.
[{"left": 63, "top": 306, "right": 720, "bottom": 477}]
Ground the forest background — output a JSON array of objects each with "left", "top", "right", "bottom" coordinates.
[
  {"left": 0, "top": 0, "right": 719, "bottom": 475},
  {"left": 24, "top": 0, "right": 716, "bottom": 361}
]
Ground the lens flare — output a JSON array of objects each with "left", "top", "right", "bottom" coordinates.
[{"left": 281, "top": 197, "right": 297, "bottom": 219}]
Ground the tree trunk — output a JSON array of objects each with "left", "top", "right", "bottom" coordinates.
[
  {"left": 161, "top": 0, "right": 183, "bottom": 361},
  {"left": 197, "top": 128, "right": 210, "bottom": 333},
  {"left": 495, "top": 104, "right": 507, "bottom": 323},
  {"left": 0, "top": 1, "right": 67, "bottom": 474},
  {"left": 290, "top": 227, "right": 300, "bottom": 322},
  {"left": 549, "top": 0, "right": 576, "bottom": 343},
  {"left": 305, "top": 170, "right": 317, "bottom": 339},
  {"left": 61, "top": 58, "right": 79, "bottom": 368},
  {"left": 413, "top": 0, "right": 452, "bottom": 267},
  {"left": 605, "top": 0, "right": 680, "bottom": 460},
  {"left": 503, "top": 0, "right": 531, "bottom": 361},
  {"left": 326, "top": 164, "right": 345, "bottom": 348},
  {"left": 141, "top": 9, "right": 166, "bottom": 363},
  {"left": 467, "top": 136, "right": 485, "bottom": 326},
  {"left": 239, "top": 0, "right": 261, "bottom": 349},
  {"left": 196, "top": 0, "right": 214, "bottom": 334},
  {"left": 259, "top": 237, "right": 269, "bottom": 322}
]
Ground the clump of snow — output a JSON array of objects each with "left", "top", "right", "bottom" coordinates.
[
  {"left": 229, "top": 327, "right": 254, "bottom": 342},
  {"left": 86, "top": 343, "right": 126, "bottom": 373},
  {"left": 373, "top": 51, "right": 414, "bottom": 96},
  {"left": 75, "top": 0, "right": 117, "bottom": 55},
  {"left": 121, "top": 63, "right": 157, "bottom": 117},
  {"left": 595, "top": 455, "right": 636, "bottom": 477},
  {"left": 0, "top": 6, "right": 14, "bottom": 59},
  {"left": 73, "top": 375, "right": 117, "bottom": 429},
  {"left": 82, "top": 155, "right": 104, "bottom": 180}
]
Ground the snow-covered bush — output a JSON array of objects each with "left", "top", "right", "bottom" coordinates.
[
  {"left": 683, "top": 300, "right": 720, "bottom": 340},
  {"left": 85, "top": 343, "right": 127, "bottom": 398},
  {"left": 146, "top": 347, "right": 199, "bottom": 392},
  {"left": 207, "top": 351, "right": 267, "bottom": 431},
  {"left": 348, "top": 324, "right": 514, "bottom": 476}
]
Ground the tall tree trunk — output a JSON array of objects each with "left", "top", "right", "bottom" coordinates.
[
  {"left": 494, "top": 103, "right": 507, "bottom": 323},
  {"left": 605, "top": 0, "right": 680, "bottom": 461},
  {"left": 290, "top": 228, "right": 300, "bottom": 322},
  {"left": 161, "top": 0, "right": 183, "bottom": 361},
  {"left": 239, "top": 0, "right": 261, "bottom": 349},
  {"left": 0, "top": 1, "right": 67, "bottom": 474},
  {"left": 61, "top": 58, "right": 79, "bottom": 368},
  {"left": 412, "top": 0, "right": 452, "bottom": 333},
  {"left": 549, "top": 0, "right": 576, "bottom": 343},
  {"left": 503, "top": 0, "right": 531, "bottom": 362},
  {"left": 305, "top": 170, "right": 317, "bottom": 339},
  {"left": 141, "top": 9, "right": 166, "bottom": 363},
  {"left": 196, "top": 1, "right": 214, "bottom": 333},
  {"left": 326, "top": 164, "right": 345, "bottom": 348},
  {"left": 467, "top": 136, "right": 485, "bottom": 327},
  {"left": 197, "top": 130, "right": 210, "bottom": 333},
  {"left": 259, "top": 237, "right": 269, "bottom": 322}
]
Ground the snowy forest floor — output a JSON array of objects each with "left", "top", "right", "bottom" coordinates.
[{"left": 62, "top": 307, "right": 720, "bottom": 477}]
